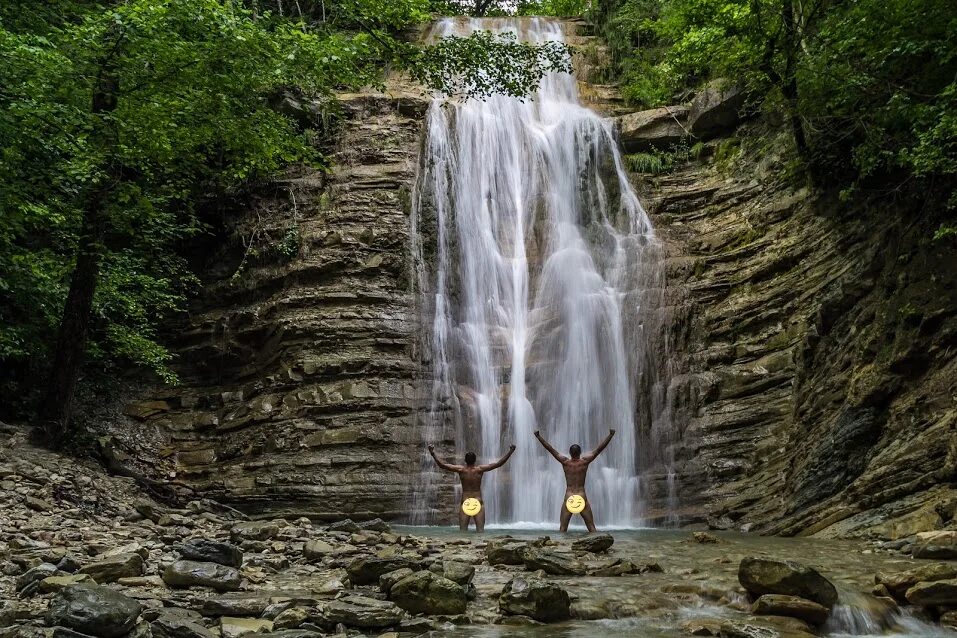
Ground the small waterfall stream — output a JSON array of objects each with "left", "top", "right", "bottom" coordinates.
[{"left": 411, "top": 17, "right": 672, "bottom": 527}]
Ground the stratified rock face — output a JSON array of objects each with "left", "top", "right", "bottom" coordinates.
[
  {"left": 649, "top": 128, "right": 957, "bottom": 536},
  {"left": 109, "top": 86, "right": 430, "bottom": 520}
]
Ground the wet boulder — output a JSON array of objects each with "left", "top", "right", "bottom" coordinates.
[
  {"left": 347, "top": 556, "right": 418, "bottom": 585},
  {"left": 313, "top": 595, "right": 404, "bottom": 629},
  {"left": 177, "top": 539, "right": 243, "bottom": 568},
  {"left": 875, "top": 563, "right": 957, "bottom": 601},
  {"left": 379, "top": 568, "right": 415, "bottom": 595},
  {"left": 571, "top": 533, "right": 614, "bottom": 553},
  {"left": 162, "top": 560, "right": 242, "bottom": 592},
  {"left": 429, "top": 560, "right": 475, "bottom": 585},
  {"left": 905, "top": 578, "right": 957, "bottom": 606},
  {"left": 522, "top": 548, "right": 587, "bottom": 576},
  {"left": 16, "top": 563, "right": 60, "bottom": 594},
  {"left": 47, "top": 584, "right": 142, "bottom": 638},
  {"left": 738, "top": 557, "right": 838, "bottom": 608},
  {"left": 388, "top": 570, "right": 467, "bottom": 615},
  {"left": 229, "top": 521, "right": 279, "bottom": 542},
  {"left": 499, "top": 577, "right": 571, "bottom": 623},
  {"left": 485, "top": 539, "right": 531, "bottom": 565},
  {"left": 751, "top": 594, "right": 830, "bottom": 625}
]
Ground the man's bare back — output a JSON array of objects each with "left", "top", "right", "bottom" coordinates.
[
  {"left": 428, "top": 444, "right": 515, "bottom": 532},
  {"left": 534, "top": 429, "right": 616, "bottom": 533}
]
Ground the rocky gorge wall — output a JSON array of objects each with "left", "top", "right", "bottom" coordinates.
[{"left": 101, "top": 21, "right": 957, "bottom": 537}]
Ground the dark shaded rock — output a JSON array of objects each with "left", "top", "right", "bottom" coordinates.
[
  {"left": 905, "top": 578, "right": 957, "bottom": 606},
  {"left": 589, "top": 559, "right": 642, "bottom": 577},
  {"left": 388, "top": 570, "right": 467, "bottom": 615},
  {"left": 314, "top": 595, "right": 404, "bottom": 629},
  {"left": 16, "top": 563, "right": 59, "bottom": 593},
  {"left": 162, "top": 560, "right": 242, "bottom": 592},
  {"left": 738, "top": 557, "right": 838, "bottom": 608},
  {"left": 201, "top": 594, "right": 272, "bottom": 617},
  {"left": 358, "top": 518, "right": 391, "bottom": 532},
  {"left": 499, "top": 577, "right": 570, "bottom": 623},
  {"left": 875, "top": 563, "right": 957, "bottom": 600},
  {"left": 692, "top": 532, "right": 720, "bottom": 544},
  {"left": 346, "top": 556, "right": 418, "bottom": 585},
  {"left": 429, "top": 561, "right": 474, "bottom": 586},
  {"left": 571, "top": 533, "right": 614, "bottom": 553},
  {"left": 178, "top": 539, "right": 243, "bottom": 568},
  {"left": 328, "top": 519, "right": 361, "bottom": 534},
  {"left": 522, "top": 548, "right": 586, "bottom": 576},
  {"left": 379, "top": 568, "right": 415, "bottom": 595},
  {"left": 78, "top": 553, "right": 144, "bottom": 583},
  {"left": 687, "top": 79, "right": 746, "bottom": 138},
  {"left": 616, "top": 106, "right": 690, "bottom": 153},
  {"left": 751, "top": 594, "right": 829, "bottom": 625},
  {"left": 47, "top": 584, "right": 142, "bottom": 638}
]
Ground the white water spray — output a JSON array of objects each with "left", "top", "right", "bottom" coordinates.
[{"left": 411, "top": 17, "right": 670, "bottom": 527}]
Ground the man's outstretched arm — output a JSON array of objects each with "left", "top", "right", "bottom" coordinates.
[
  {"left": 479, "top": 444, "right": 516, "bottom": 471},
  {"left": 534, "top": 431, "right": 567, "bottom": 462},
  {"left": 583, "top": 429, "right": 616, "bottom": 462},
  {"left": 428, "top": 445, "right": 462, "bottom": 472}
]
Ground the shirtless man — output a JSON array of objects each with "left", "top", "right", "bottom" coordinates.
[
  {"left": 534, "top": 429, "right": 616, "bottom": 533},
  {"left": 428, "top": 444, "right": 516, "bottom": 532}
]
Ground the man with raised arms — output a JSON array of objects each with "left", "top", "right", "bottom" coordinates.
[
  {"left": 534, "top": 429, "right": 616, "bottom": 533},
  {"left": 428, "top": 443, "right": 516, "bottom": 532}
]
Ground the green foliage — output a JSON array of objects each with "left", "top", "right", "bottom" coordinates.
[
  {"left": 0, "top": 0, "right": 571, "bottom": 418},
  {"left": 625, "top": 139, "right": 705, "bottom": 174}
]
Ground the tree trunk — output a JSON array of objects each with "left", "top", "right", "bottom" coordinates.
[
  {"left": 780, "top": 0, "right": 809, "bottom": 158},
  {"left": 40, "top": 33, "right": 121, "bottom": 445}
]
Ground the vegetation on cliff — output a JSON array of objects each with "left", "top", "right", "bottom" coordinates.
[
  {"left": 0, "top": 0, "right": 567, "bottom": 439},
  {"left": 594, "top": 0, "right": 957, "bottom": 208}
]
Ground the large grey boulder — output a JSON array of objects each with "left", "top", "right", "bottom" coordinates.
[
  {"left": 388, "top": 571, "right": 467, "bottom": 615},
  {"left": 875, "top": 563, "right": 957, "bottom": 601},
  {"left": 346, "top": 556, "right": 418, "bottom": 585},
  {"left": 499, "top": 577, "right": 570, "bottom": 623},
  {"left": 178, "top": 539, "right": 243, "bottom": 568},
  {"left": 162, "top": 560, "right": 242, "bottom": 592},
  {"left": 79, "top": 553, "right": 144, "bottom": 583},
  {"left": 738, "top": 557, "right": 838, "bottom": 608},
  {"left": 905, "top": 579, "right": 957, "bottom": 606},
  {"left": 522, "top": 548, "right": 587, "bottom": 576},
  {"left": 47, "top": 584, "right": 142, "bottom": 638},
  {"left": 688, "top": 79, "right": 746, "bottom": 138},
  {"left": 751, "top": 594, "right": 829, "bottom": 625},
  {"left": 314, "top": 595, "right": 404, "bottom": 629},
  {"left": 616, "top": 106, "right": 690, "bottom": 153}
]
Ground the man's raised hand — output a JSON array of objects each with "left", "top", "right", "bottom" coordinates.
[
  {"left": 428, "top": 444, "right": 435, "bottom": 452},
  {"left": 609, "top": 429, "right": 616, "bottom": 435},
  {"left": 509, "top": 444, "right": 516, "bottom": 451}
]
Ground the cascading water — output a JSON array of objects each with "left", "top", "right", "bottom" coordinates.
[{"left": 411, "top": 17, "right": 673, "bottom": 527}]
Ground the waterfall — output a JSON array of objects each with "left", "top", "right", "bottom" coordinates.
[{"left": 411, "top": 17, "right": 672, "bottom": 527}]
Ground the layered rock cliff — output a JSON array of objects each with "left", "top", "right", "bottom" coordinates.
[{"left": 101, "top": 21, "right": 957, "bottom": 537}]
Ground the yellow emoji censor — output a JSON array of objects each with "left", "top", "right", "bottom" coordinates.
[
  {"left": 461, "top": 497, "right": 482, "bottom": 517},
  {"left": 565, "top": 494, "right": 586, "bottom": 514}
]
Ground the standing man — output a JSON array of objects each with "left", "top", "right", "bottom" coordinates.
[
  {"left": 428, "top": 443, "right": 516, "bottom": 532},
  {"left": 534, "top": 429, "right": 616, "bottom": 533}
]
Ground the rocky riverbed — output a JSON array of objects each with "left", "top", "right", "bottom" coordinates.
[{"left": 2, "top": 423, "right": 957, "bottom": 638}]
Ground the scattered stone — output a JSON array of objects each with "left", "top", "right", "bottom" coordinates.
[
  {"left": 178, "top": 539, "right": 243, "bottom": 568},
  {"left": 151, "top": 614, "right": 218, "bottom": 638},
  {"left": 589, "top": 559, "right": 642, "bottom": 577},
  {"left": 16, "top": 562, "right": 60, "bottom": 593},
  {"left": 230, "top": 521, "right": 279, "bottom": 542},
  {"left": 25, "top": 495, "right": 54, "bottom": 512},
  {"left": 314, "top": 595, "right": 404, "bottom": 629},
  {"left": 692, "top": 532, "right": 720, "bottom": 544},
  {"left": 220, "top": 617, "right": 273, "bottom": 638},
  {"left": 522, "top": 548, "right": 587, "bottom": 576},
  {"left": 499, "top": 577, "right": 570, "bottom": 623},
  {"left": 751, "top": 594, "right": 829, "bottom": 625},
  {"left": 571, "top": 533, "right": 614, "bottom": 553},
  {"left": 379, "top": 568, "right": 415, "bottom": 595},
  {"left": 328, "top": 519, "right": 361, "bottom": 534},
  {"left": 359, "top": 518, "right": 391, "bottom": 533},
  {"left": 738, "top": 557, "right": 838, "bottom": 608},
  {"left": 201, "top": 594, "right": 272, "bottom": 617},
  {"left": 486, "top": 539, "right": 531, "bottom": 565},
  {"left": 273, "top": 607, "right": 309, "bottom": 630},
  {"left": 430, "top": 561, "right": 475, "bottom": 586},
  {"left": 905, "top": 579, "right": 957, "bottom": 606},
  {"left": 941, "top": 610, "right": 957, "bottom": 629},
  {"left": 303, "top": 540, "right": 334, "bottom": 560},
  {"left": 346, "top": 556, "right": 418, "bottom": 585},
  {"left": 912, "top": 531, "right": 957, "bottom": 560},
  {"left": 162, "top": 560, "right": 242, "bottom": 592},
  {"left": 47, "top": 584, "right": 143, "bottom": 638},
  {"left": 78, "top": 553, "right": 144, "bottom": 583},
  {"left": 389, "top": 570, "right": 467, "bottom": 615},
  {"left": 875, "top": 563, "right": 957, "bottom": 600},
  {"left": 39, "top": 574, "right": 94, "bottom": 593}
]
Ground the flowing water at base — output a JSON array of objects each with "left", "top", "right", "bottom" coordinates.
[{"left": 395, "top": 526, "right": 957, "bottom": 637}]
